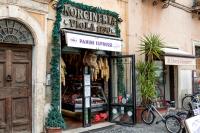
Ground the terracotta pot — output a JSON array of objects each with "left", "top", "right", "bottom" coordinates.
[
  {"left": 46, "top": 127, "right": 62, "bottom": 133},
  {"left": 136, "top": 106, "right": 144, "bottom": 123}
]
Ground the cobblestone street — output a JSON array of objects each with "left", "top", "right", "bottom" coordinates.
[{"left": 84, "top": 123, "right": 168, "bottom": 133}]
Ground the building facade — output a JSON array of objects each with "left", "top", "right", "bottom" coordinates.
[
  {"left": 1, "top": 0, "right": 200, "bottom": 133},
  {"left": 0, "top": 0, "right": 49, "bottom": 133},
  {"left": 128, "top": 0, "right": 200, "bottom": 108}
]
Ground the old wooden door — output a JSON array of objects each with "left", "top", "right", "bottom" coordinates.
[{"left": 0, "top": 45, "right": 32, "bottom": 133}]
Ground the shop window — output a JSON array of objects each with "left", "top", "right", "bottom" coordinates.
[
  {"left": 154, "top": 60, "right": 165, "bottom": 108},
  {"left": 192, "top": 70, "right": 200, "bottom": 94}
]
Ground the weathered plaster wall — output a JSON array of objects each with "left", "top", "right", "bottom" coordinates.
[
  {"left": 128, "top": 0, "right": 200, "bottom": 108},
  {"left": 128, "top": 0, "right": 200, "bottom": 59}
]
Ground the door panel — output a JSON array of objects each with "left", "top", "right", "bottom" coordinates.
[
  {"left": 109, "top": 55, "right": 136, "bottom": 125},
  {"left": 12, "top": 51, "right": 29, "bottom": 60},
  {"left": 0, "top": 50, "right": 6, "bottom": 60},
  {"left": 0, "top": 46, "right": 32, "bottom": 133},
  {"left": 12, "top": 63, "right": 29, "bottom": 86},
  {"left": 0, "top": 63, "right": 5, "bottom": 88},
  {"left": 12, "top": 97, "right": 29, "bottom": 132},
  {"left": 0, "top": 99, "right": 7, "bottom": 132}
]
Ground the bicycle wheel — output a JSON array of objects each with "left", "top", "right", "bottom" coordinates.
[
  {"left": 182, "top": 95, "right": 193, "bottom": 111},
  {"left": 165, "top": 115, "right": 181, "bottom": 133},
  {"left": 176, "top": 111, "right": 188, "bottom": 127},
  {"left": 141, "top": 108, "right": 155, "bottom": 124},
  {"left": 176, "top": 112, "right": 187, "bottom": 121}
]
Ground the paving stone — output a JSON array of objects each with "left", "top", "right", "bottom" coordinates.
[{"left": 85, "top": 123, "right": 168, "bottom": 133}]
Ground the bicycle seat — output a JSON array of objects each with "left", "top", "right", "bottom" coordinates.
[{"left": 166, "top": 100, "right": 175, "bottom": 107}]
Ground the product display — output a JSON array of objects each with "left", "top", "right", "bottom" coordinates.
[
  {"left": 61, "top": 52, "right": 109, "bottom": 126},
  {"left": 62, "top": 84, "right": 107, "bottom": 113}
]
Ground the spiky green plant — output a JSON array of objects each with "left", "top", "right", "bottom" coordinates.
[
  {"left": 139, "top": 34, "right": 164, "bottom": 62},
  {"left": 137, "top": 34, "right": 164, "bottom": 105},
  {"left": 136, "top": 61, "right": 157, "bottom": 105}
]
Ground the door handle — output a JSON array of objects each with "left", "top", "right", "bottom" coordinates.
[{"left": 6, "top": 75, "right": 12, "bottom": 82}]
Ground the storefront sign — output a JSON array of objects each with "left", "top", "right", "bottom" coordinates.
[
  {"left": 165, "top": 56, "right": 196, "bottom": 66},
  {"left": 62, "top": 4, "right": 118, "bottom": 36},
  {"left": 66, "top": 32, "right": 122, "bottom": 52}
]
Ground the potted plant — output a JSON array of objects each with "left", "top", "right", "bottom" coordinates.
[
  {"left": 45, "top": 106, "right": 66, "bottom": 133},
  {"left": 136, "top": 34, "right": 164, "bottom": 122}
]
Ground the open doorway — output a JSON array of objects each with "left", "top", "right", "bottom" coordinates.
[
  {"left": 165, "top": 65, "right": 178, "bottom": 107},
  {"left": 169, "top": 66, "right": 175, "bottom": 101},
  {"left": 61, "top": 50, "right": 109, "bottom": 129}
]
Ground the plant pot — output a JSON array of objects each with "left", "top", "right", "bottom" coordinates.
[
  {"left": 136, "top": 106, "right": 144, "bottom": 123},
  {"left": 46, "top": 127, "right": 62, "bottom": 133}
]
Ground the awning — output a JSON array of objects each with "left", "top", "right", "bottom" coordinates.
[
  {"left": 162, "top": 48, "right": 196, "bottom": 66},
  {"left": 63, "top": 30, "right": 122, "bottom": 52}
]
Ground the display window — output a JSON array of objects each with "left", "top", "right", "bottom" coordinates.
[{"left": 154, "top": 60, "right": 165, "bottom": 108}]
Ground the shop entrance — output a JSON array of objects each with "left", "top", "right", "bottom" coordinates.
[
  {"left": 61, "top": 50, "right": 110, "bottom": 129},
  {"left": 61, "top": 52, "right": 136, "bottom": 128},
  {"left": 0, "top": 45, "right": 32, "bottom": 133},
  {"left": 109, "top": 55, "right": 136, "bottom": 125}
]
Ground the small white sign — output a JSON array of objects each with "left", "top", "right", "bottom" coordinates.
[
  {"left": 121, "top": 107, "right": 124, "bottom": 114},
  {"left": 66, "top": 32, "right": 122, "bottom": 52},
  {"left": 85, "top": 97, "right": 90, "bottom": 108},
  {"left": 84, "top": 86, "right": 91, "bottom": 97},
  {"left": 165, "top": 56, "right": 196, "bottom": 66},
  {"left": 84, "top": 74, "right": 90, "bottom": 86}
]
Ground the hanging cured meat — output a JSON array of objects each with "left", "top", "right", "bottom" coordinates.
[{"left": 61, "top": 57, "right": 66, "bottom": 86}]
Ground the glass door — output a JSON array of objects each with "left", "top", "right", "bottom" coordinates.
[{"left": 109, "top": 55, "right": 136, "bottom": 125}]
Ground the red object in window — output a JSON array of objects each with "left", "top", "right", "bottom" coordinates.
[
  {"left": 198, "top": 80, "right": 200, "bottom": 84},
  {"left": 118, "top": 96, "right": 123, "bottom": 103},
  {"left": 100, "top": 113, "right": 108, "bottom": 119},
  {"left": 94, "top": 114, "right": 101, "bottom": 122}
]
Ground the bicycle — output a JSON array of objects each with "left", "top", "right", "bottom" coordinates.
[
  {"left": 182, "top": 93, "right": 200, "bottom": 111},
  {"left": 182, "top": 102, "right": 196, "bottom": 133},
  {"left": 141, "top": 101, "right": 182, "bottom": 133},
  {"left": 164, "top": 101, "right": 187, "bottom": 127}
]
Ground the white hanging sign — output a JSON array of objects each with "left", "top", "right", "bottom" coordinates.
[
  {"left": 165, "top": 56, "right": 196, "bottom": 66},
  {"left": 66, "top": 32, "right": 122, "bottom": 52}
]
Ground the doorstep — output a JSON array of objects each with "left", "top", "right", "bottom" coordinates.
[{"left": 62, "top": 122, "right": 115, "bottom": 133}]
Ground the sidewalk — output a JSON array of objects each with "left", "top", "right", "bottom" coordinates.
[{"left": 82, "top": 123, "right": 168, "bottom": 133}]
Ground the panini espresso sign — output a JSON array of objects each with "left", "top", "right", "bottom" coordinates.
[{"left": 62, "top": 4, "right": 119, "bottom": 36}]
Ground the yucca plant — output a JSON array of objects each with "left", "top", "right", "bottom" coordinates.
[
  {"left": 137, "top": 34, "right": 164, "bottom": 106},
  {"left": 139, "top": 34, "right": 164, "bottom": 62}
]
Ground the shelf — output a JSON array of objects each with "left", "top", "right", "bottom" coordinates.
[{"left": 75, "top": 104, "right": 107, "bottom": 112}]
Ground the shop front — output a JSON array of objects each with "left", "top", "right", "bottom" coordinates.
[
  {"left": 155, "top": 48, "right": 196, "bottom": 109},
  {"left": 59, "top": 1, "right": 136, "bottom": 130}
]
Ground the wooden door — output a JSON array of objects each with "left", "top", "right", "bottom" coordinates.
[{"left": 0, "top": 45, "right": 32, "bottom": 133}]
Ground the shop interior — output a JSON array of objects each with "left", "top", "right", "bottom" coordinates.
[{"left": 61, "top": 45, "right": 110, "bottom": 129}]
